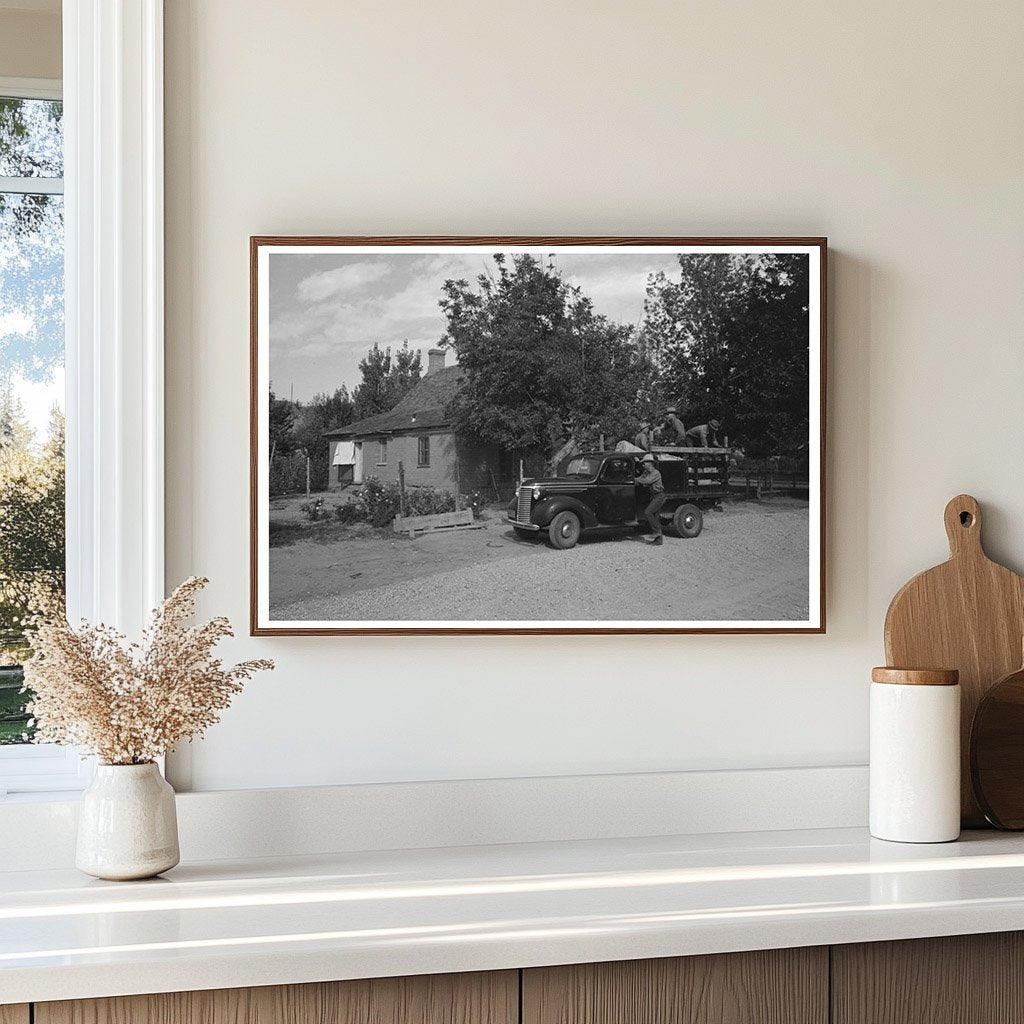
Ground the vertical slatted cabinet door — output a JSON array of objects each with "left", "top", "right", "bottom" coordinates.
[
  {"left": 832, "top": 933, "right": 1024, "bottom": 1024},
  {"left": 522, "top": 949, "right": 828, "bottom": 1024},
  {"left": 0, "top": 1007, "right": 30, "bottom": 1024},
  {"left": 35, "top": 971, "right": 519, "bottom": 1024}
]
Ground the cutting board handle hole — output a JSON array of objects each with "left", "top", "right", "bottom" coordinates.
[{"left": 960, "top": 511, "right": 974, "bottom": 527}]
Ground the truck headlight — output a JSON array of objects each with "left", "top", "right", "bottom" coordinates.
[{"left": 532, "top": 486, "right": 542, "bottom": 500}]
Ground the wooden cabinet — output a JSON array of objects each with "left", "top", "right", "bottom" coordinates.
[
  {"left": 14, "top": 933, "right": 1024, "bottom": 1024},
  {"left": 832, "top": 932, "right": 1024, "bottom": 1024},
  {"left": 522, "top": 948, "right": 828, "bottom": 1024},
  {"left": 34, "top": 971, "right": 517, "bottom": 1024}
]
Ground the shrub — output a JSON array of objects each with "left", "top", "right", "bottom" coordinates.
[
  {"left": 342, "top": 477, "right": 457, "bottom": 528},
  {"left": 299, "top": 497, "right": 329, "bottom": 521},
  {"left": 269, "top": 451, "right": 307, "bottom": 496},
  {"left": 359, "top": 477, "right": 401, "bottom": 527},
  {"left": 334, "top": 499, "right": 364, "bottom": 524},
  {"left": 405, "top": 486, "right": 456, "bottom": 518}
]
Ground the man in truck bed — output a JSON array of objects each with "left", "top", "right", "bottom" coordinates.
[
  {"left": 633, "top": 421, "right": 654, "bottom": 451},
  {"left": 661, "top": 406, "right": 688, "bottom": 444},
  {"left": 684, "top": 419, "right": 723, "bottom": 448}
]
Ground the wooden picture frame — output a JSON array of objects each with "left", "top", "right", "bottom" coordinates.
[{"left": 251, "top": 236, "right": 826, "bottom": 635}]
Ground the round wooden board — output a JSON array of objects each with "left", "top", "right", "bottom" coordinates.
[{"left": 971, "top": 664, "right": 1024, "bottom": 829}]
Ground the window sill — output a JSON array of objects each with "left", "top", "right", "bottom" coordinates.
[
  {"left": 0, "top": 789, "right": 85, "bottom": 804},
  {"left": 0, "top": 765, "right": 867, "bottom": 1000},
  {"left": 0, "top": 745, "right": 94, "bottom": 798},
  {"left": 3, "top": 825, "right": 1024, "bottom": 1004}
]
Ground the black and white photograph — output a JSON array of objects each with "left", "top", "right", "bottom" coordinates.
[{"left": 251, "top": 238, "right": 825, "bottom": 634}]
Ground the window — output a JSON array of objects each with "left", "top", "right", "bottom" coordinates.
[
  {"left": 561, "top": 456, "right": 602, "bottom": 479},
  {"left": 1, "top": 12, "right": 166, "bottom": 798},
  {"left": 377, "top": 438, "right": 387, "bottom": 465},
  {"left": 417, "top": 435, "right": 430, "bottom": 467},
  {"left": 0, "top": 89, "right": 65, "bottom": 749},
  {"left": 601, "top": 458, "right": 633, "bottom": 484}
]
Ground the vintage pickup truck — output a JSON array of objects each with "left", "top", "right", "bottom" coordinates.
[{"left": 506, "top": 448, "right": 732, "bottom": 549}]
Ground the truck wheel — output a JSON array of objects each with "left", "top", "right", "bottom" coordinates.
[
  {"left": 548, "top": 511, "right": 581, "bottom": 549},
  {"left": 673, "top": 504, "right": 703, "bottom": 538}
]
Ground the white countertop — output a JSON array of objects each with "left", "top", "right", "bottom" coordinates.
[{"left": 4, "top": 826, "right": 1024, "bottom": 1004}]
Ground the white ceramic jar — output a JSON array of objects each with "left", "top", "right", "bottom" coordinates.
[
  {"left": 870, "top": 667, "right": 961, "bottom": 843},
  {"left": 76, "top": 762, "right": 180, "bottom": 880}
]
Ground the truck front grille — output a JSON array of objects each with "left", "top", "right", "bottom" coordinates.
[{"left": 516, "top": 489, "right": 533, "bottom": 523}]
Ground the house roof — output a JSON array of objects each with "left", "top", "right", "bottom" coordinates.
[{"left": 323, "top": 365, "right": 465, "bottom": 439}]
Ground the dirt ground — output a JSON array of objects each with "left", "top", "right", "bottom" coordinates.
[{"left": 268, "top": 496, "right": 810, "bottom": 623}]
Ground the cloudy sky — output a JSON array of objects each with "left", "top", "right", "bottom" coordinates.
[{"left": 268, "top": 250, "right": 682, "bottom": 403}]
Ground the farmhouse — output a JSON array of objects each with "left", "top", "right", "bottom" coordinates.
[{"left": 324, "top": 349, "right": 507, "bottom": 495}]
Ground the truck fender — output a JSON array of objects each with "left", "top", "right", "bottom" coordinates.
[{"left": 532, "top": 495, "right": 599, "bottom": 530}]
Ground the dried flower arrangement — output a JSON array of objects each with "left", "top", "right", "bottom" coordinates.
[{"left": 23, "top": 577, "right": 273, "bottom": 765}]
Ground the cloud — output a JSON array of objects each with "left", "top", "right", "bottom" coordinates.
[
  {"left": 269, "top": 250, "right": 681, "bottom": 402},
  {"left": 0, "top": 310, "right": 33, "bottom": 337},
  {"left": 275, "top": 260, "right": 466, "bottom": 359},
  {"left": 296, "top": 261, "right": 392, "bottom": 303},
  {"left": 556, "top": 254, "right": 680, "bottom": 324}
]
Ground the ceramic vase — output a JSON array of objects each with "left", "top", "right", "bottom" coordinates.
[{"left": 76, "top": 762, "right": 180, "bottom": 880}]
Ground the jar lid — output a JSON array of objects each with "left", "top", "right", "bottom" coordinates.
[{"left": 871, "top": 667, "right": 959, "bottom": 686}]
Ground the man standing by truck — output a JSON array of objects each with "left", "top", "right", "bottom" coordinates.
[{"left": 635, "top": 453, "right": 666, "bottom": 546}]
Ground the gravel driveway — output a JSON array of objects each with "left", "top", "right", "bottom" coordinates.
[{"left": 270, "top": 501, "right": 810, "bottom": 623}]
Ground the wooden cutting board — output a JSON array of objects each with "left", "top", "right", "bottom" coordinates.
[{"left": 884, "top": 494, "right": 1024, "bottom": 826}]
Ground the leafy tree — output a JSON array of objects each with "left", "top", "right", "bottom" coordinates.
[
  {"left": 0, "top": 98, "right": 62, "bottom": 184},
  {"left": 726, "top": 254, "right": 810, "bottom": 456},
  {"left": 293, "top": 387, "right": 355, "bottom": 491},
  {"left": 351, "top": 341, "right": 422, "bottom": 421},
  {"left": 268, "top": 388, "right": 297, "bottom": 460},
  {"left": 388, "top": 341, "right": 422, "bottom": 406},
  {"left": 638, "top": 270, "right": 693, "bottom": 373},
  {"left": 440, "top": 254, "right": 654, "bottom": 466},
  {"left": 0, "top": 398, "right": 65, "bottom": 664},
  {"left": 352, "top": 343, "right": 392, "bottom": 421},
  {"left": 0, "top": 390, "right": 33, "bottom": 454},
  {"left": 641, "top": 254, "right": 809, "bottom": 455}
]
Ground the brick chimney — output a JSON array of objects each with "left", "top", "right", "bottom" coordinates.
[{"left": 427, "top": 347, "right": 446, "bottom": 374}]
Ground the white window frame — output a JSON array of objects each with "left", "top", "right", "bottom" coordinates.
[{"left": 0, "top": 1, "right": 164, "bottom": 797}]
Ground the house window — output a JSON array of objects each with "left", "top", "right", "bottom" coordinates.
[
  {"left": 377, "top": 438, "right": 387, "bottom": 465},
  {"left": 417, "top": 435, "right": 430, "bottom": 467},
  {"left": 0, "top": 90, "right": 65, "bottom": 750}
]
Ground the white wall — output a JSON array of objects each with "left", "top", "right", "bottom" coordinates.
[
  {"left": 164, "top": 0, "right": 1024, "bottom": 792},
  {"left": 0, "top": 6, "right": 61, "bottom": 81}
]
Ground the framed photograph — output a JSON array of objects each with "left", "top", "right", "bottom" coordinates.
[{"left": 251, "top": 236, "right": 826, "bottom": 635}]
